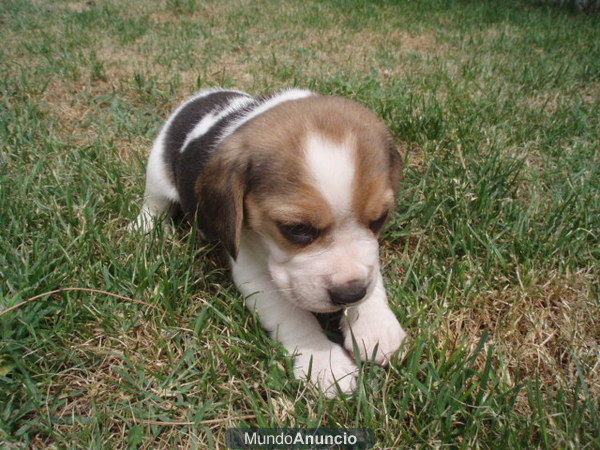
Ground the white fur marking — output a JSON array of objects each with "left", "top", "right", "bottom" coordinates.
[
  {"left": 180, "top": 95, "right": 254, "bottom": 153},
  {"left": 305, "top": 133, "right": 356, "bottom": 214}
]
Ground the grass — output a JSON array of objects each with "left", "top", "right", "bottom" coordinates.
[{"left": 0, "top": 0, "right": 598, "bottom": 447}]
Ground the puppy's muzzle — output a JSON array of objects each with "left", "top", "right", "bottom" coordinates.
[{"left": 328, "top": 280, "right": 368, "bottom": 306}]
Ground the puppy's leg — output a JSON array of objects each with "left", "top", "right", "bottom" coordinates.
[
  {"left": 232, "top": 258, "right": 358, "bottom": 397},
  {"left": 247, "top": 284, "right": 359, "bottom": 396},
  {"left": 341, "top": 269, "right": 406, "bottom": 365},
  {"left": 129, "top": 138, "right": 179, "bottom": 233}
]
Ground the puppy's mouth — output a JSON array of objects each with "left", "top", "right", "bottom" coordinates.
[
  {"left": 305, "top": 303, "right": 344, "bottom": 313},
  {"left": 280, "top": 286, "right": 344, "bottom": 313}
]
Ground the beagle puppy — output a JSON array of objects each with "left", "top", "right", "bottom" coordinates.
[{"left": 130, "top": 88, "right": 406, "bottom": 396}]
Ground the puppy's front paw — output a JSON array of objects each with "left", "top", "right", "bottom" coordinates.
[
  {"left": 128, "top": 211, "right": 172, "bottom": 234},
  {"left": 128, "top": 211, "right": 156, "bottom": 233},
  {"left": 293, "top": 344, "right": 358, "bottom": 397},
  {"left": 343, "top": 309, "right": 405, "bottom": 366}
]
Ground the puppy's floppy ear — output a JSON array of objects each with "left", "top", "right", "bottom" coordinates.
[{"left": 195, "top": 140, "right": 248, "bottom": 259}]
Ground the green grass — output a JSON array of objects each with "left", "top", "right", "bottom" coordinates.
[{"left": 1, "top": 0, "right": 598, "bottom": 447}]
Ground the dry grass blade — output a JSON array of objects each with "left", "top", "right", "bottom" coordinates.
[
  {"left": 0, "top": 287, "right": 164, "bottom": 318},
  {"left": 134, "top": 414, "right": 257, "bottom": 427}
]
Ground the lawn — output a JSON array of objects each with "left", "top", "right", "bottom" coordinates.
[{"left": 0, "top": 0, "right": 598, "bottom": 447}]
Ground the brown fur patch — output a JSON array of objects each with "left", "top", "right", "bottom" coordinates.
[{"left": 245, "top": 189, "right": 334, "bottom": 255}]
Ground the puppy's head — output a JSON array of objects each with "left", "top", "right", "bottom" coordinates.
[{"left": 196, "top": 96, "right": 402, "bottom": 312}]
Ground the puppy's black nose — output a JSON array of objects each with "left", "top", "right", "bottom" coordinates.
[{"left": 328, "top": 281, "right": 367, "bottom": 305}]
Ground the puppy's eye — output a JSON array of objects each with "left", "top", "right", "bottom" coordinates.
[
  {"left": 277, "top": 222, "right": 321, "bottom": 246},
  {"left": 369, "top": 211, "right": 388, "bottom": 234}
]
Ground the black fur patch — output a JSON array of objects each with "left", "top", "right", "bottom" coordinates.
[
  {"left": 175, "top": 102, "right": 257, "bottom": 218},
  {"left": 314, "top": 310, "right": 344, "bottom": 345},
  {"left": 162, "top": 90, "right": 253, "bottom": 189}
]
